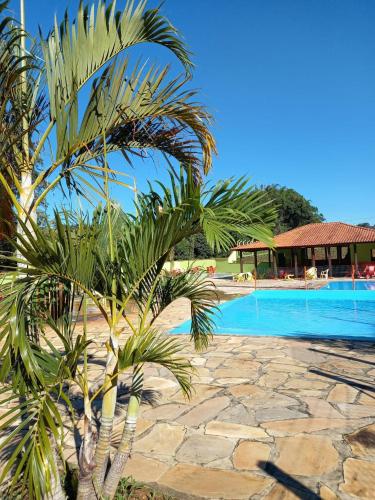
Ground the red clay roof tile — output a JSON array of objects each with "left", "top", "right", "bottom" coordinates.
[{"left": 233, "top": 222, "right": 375, "bottom": 251}]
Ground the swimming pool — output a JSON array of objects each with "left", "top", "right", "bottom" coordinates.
[
  {"left": 321, "top": 280, "right": 375, "bottom": 291},
  {"left": 172, "top": 290, "right": 375, "bottom": 341}
]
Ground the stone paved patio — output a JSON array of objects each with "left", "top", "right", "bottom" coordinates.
[{"left": 60, "top": 294, "right": 375, "bottom": 500}]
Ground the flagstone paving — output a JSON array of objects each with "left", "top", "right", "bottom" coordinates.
[
  {"left": 0, "top": 284, "right": 361, "bottom": 499},
  {"left": 53, "top": 294, "right": 375, "bottom": 499}
]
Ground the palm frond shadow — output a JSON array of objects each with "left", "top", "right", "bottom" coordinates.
[{"left": 257, "top": 461, "right": 320, "bottom": 500}]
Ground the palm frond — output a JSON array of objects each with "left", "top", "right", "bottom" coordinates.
[
  {"left": 53, "top": 60, "right": 215, "bottom": 179},
  {"left": 0, "top": 390, "right": 64, "bottom": 499},
  {"left": 42, "top": 0, "right": 193, "bottom": 120},
  {"left": 118, "top": 328, "right": 193, "bottom": 397}
]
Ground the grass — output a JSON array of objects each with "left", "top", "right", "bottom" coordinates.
[{"left": 115, "top": 477, "right": 175, "bottom": 500}]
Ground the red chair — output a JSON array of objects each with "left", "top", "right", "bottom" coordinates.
[{"left": 364, "top": 265, "right": 375, "bottom": 279}]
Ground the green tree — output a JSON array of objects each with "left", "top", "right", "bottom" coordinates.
[
  {"left": 261, "top": 184, "right": 324, "bottom": 234},
  {"left": 358, "top": 222, "right": 375, "bottom": 229}
]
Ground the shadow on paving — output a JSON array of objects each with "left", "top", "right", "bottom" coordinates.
[
  {"left": 304, "top": 338, "right": 375, "bottom": 355},
  {"left": 258, "top": 461, "right": 320, "bottom": 500},
  {"left": 308, "top": 347, "right": 375, "bottom": 366}
]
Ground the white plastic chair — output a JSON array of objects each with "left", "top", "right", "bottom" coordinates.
[{"left": 320, "top": 269, "right": 329, "bottom": 279}]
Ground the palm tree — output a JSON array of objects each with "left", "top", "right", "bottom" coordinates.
[
  {"left": 0, "top": 170, "right": 275, "bottom": 499},
  {"left": 0, "top": 0, "right": 216, "bottom": 230}
]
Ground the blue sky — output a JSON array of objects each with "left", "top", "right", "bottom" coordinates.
[{"left": 9, "top": 0, "right": 375, "bottom": 223}]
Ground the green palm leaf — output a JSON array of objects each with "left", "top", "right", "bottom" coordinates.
[
  {"left": 118, "top": 328, "right": 193, "bottom": 397},
  {"left": 42, "top": 0, "right": 193, "bottom": 120}
]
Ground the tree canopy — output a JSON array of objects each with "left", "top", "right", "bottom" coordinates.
[{"left": 261, "top": 184, "right": 324, "bottom": 234}]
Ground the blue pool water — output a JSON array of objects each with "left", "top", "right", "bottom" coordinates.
[
  {"left": 172, "top": 290, "right": 375, "bottom": 341},
  {"left": 321, "top": 280, "right": 375, "bottom": 291}
]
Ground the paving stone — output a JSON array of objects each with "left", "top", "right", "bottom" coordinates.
[
  {"left": 205, "top": 420, "right": 268, "bottom": 439},
  {"left": 256, "top": 407, "right": 307, "bottom": 422},
  {"left": 262, "top": 417, "right": 364, "bottom": 436},
  {"left": 339, "top": 458, "right": 375, "bottom": 498},
  {"left": 230, "top": 384, "right": 268, "bottom": 399},
  {"left": 242, "top": 392, "right": 300, "bottom": 410},
  {"left": 191, "top": 357, "right": 207, "bottom": 366},
  {"left": 265, "top": 363, "right": 306, "bottom": 374},
  {"left": 346, "top": 423, "right": 375, "bottom": 457},
  {"left": 205, "top": 356, "right": 227, "bottom": 368},
  {"left": 232, "top": 441, "right": 270, "bottom": 470},
  {"left": 302, "top": 397, "right": 344, "bottom": 418},
  {"left": 122, "top": 453, "right": 169, "bottom": 482},
  {"left": 222, "top": 359, "right": 261, "bottom": 370},
  {"left": 289, "top": 347, "right": 328, "bottom": 364},
  {"left": 133, "top": 423, "right": 185, "bottom": 455},
  {"left": 217, "top": 403, "right": 257, "bottom": 426},
  {"left": 141, "top": 403, "right": 189, "bottom": 421},
  {"left": 213, "top": 368, "right": 259, "bottom": 379},
  {"left": 172, "top": 383, "right": 221, "bottom": 404},
  {"left": 319, "top": 485, "right": 338, "bottom": 500},
  {"left": 216, "top": 377, "right": 250, "bottom": 385},
  {"left": 337, "top": 403, "right": 375, "bottom": 418},
  {"left": 176, "top": 434, "right": 235, "bottom": 464},
  {"left": 158, "top": 463, "right": 272, "bottom": 499},
  {"left": 177, "top": 396, "right": 230, "bottom": 427},
  {"left": 275, "top": 435, "right": 339, "bottom": 476},
  {"left": 327, "top": 383, "right": 358, "bottom": 403},
  {"left": 143, "top": 376, "right": 179, "bottom": 392},
  {"left": 357, "top": 392, "right": 375, "bottom": 406},
  {"left": 263, "top": 483, "right": 305, "bottom": 499},
  {"left": 258, "top": 371, "right": 289, "bottom": 388},
  {"left": 255, "top": 349, "right": 286, "bottom": 359},
  {"left": 282, "top": 378, "right": 330, "bottom": 390}
]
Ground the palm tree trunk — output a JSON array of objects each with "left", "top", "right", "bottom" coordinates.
[
  {"left": 92, "top": 333, "right": 119, "bottom": 492},
  {"left": 102, "top": 372, "right": 141, "bottom": 499},
  {"left": 19, "top": 169, "right": 36, "bottom": 230},
  {"left": 77, "top": 414, "right": 96, "bottom": 500}
]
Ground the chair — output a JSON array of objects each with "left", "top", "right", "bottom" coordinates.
[
  {"left": 305, "top": 267, "right": 318, "bottom": 279},
  {"left": 244, "top": 272, "right": 254, "bottom": 281},
  {"left": 320, "top": 269, "right": 329, "bottom": 279},
  {"left": 233, "top": 272, "right": 253, "bottom": 282},
  {"left": 364, "top": 265, "right": 375, "bottom": 279}
]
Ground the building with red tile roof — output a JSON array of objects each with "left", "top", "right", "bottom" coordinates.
[{"left": 232, "top": 222, "right": 375, "bottom": 278}]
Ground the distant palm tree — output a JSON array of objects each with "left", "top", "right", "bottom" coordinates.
[{"left": 0, "top": 0, "right": 216, "bottom": 231}]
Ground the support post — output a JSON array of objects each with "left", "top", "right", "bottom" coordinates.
[
  {"left": 268, "top": 249, "right": 271, "bottom": 267},
  {"left": 352, "top": 264, "right": 355, "bottom": 289},
  {"left": 311, "top": 247, "right": 316, "bottom": 268},
  {"left": 254, "top": 251, "right": 258, "bottom": 273},
  {"left": 240, "top": 251, "right": 244, "bottom": 273},
  {"left": 354, "top": 244, "right": 358, "bottom": 273},
  {"left": 293, "top": 250, "right": 298, "bottom": 278},
  {"left": 272, "top": 250, "right": 278, "bottom": 279},
  {"left": 327, "top": 247, "right": 332, "bottom": 277}
]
